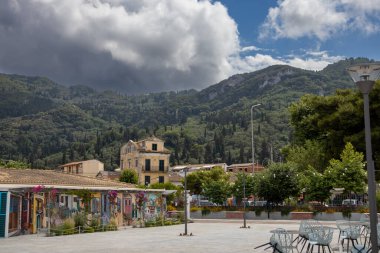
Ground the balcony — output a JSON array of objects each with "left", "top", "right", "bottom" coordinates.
[{"left": 141, "top": 166, "right": 169, "bottom": 173}]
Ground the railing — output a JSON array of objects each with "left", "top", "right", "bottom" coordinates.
[{"left": 141, "top": 166, "right": 169, "bottom": 172}]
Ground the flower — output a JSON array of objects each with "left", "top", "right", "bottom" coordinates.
[
  {"left": 50, "top": 188, "right": 58, "bottom": 198},
  {"left": 32, "top": 185, "right": 45, "bottom": 193},
  {"left": 135, "top": 191, "right": 148, "bottom": 209},
  {"left": 108, "top": 190, "right": 118, "bottom": 204}
]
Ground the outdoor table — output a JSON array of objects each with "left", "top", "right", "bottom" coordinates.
[{"left": 270, "top": 229, "right": 299, "bottom": 234}]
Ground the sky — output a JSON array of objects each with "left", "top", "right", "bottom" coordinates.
[{"left": 0, "top": 0, "right": 379, "bottom": 94}]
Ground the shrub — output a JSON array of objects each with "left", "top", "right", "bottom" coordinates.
[
  {"left": 254, "top": 208, "right": 263, "bottom": 216},
  {"left": 341, "top": 207, "right": 353, "bottom": 219},
  {"left": 167, "top": 205, "right": 176, "bottom": 211},
  {"left": 201, "top": 208, "right": 211, "bottom": 216},
  {"left": 73, "top": 212, "right": 87, "bottom": 227},
  {"left": 106, "top": 218, "right": 118, "bottom": 231},
  {"left": 190, "top": 206, "right": 201, "bottom": 212},
  {"left": 61, "top": 218, "right": 75, "bottom": 235},
  {"left": 90, "top": 216, "right": 100, "bottom": 228},
  {"left": 83, "top": 227, "right": 95, "bottom": 233},
  {"left": 280, "top": 206, "right": 292, "bottom": 216}
]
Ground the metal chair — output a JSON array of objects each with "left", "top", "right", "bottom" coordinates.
[
  {"left": 337, "top": 220, "right": 351, "bottom": 243},
  {"left": 306, "top": 227, "right": 334, "bottom": 253},
  {"left": 296, "top": 220, "right": 322, "bottom": 252},
  {"left": 341, "top": 224, "right": 362, "bottom": 253},
  {"left": 272, "top": 228, "right": 299, "bottom": 253}
]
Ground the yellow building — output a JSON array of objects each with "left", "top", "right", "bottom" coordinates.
[
  {"left": 120, "top": 137, "right": 170, "bottom": 185},
  {"left": 58, "top": 159, "right": 104, "bottom": 177}
]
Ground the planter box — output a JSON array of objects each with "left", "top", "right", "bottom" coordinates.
[
  {"left": 290, "top": 212, "right": 314, "bottom": 220},
  {"left": 190, "top": 210, "right": 363, "bottom": 221},
  {"left": 225, "top": 211, "right": 244, "bottom": 219}
]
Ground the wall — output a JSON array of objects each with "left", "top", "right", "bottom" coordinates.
[
  {"left": 82, "top": 160, "right": 104, "bottom": 176},
  {"left": 190, "top": 210, "right": 363, "bottom": 221}
]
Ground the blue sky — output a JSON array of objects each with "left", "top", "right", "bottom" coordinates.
[
  {"left": 219, "top": 0, "right": 380, "bottom": 64},
  {"left": 0, "top": 0, "right": 379, "bottom": 93}
]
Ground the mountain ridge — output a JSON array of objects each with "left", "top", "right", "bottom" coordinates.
[{"left": 0, "top": 58, "right": 368, "bottom": 169}]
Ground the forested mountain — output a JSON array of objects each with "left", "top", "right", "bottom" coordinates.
[{"left": 0, "top": 58, "right": 370, "bottom": 170}]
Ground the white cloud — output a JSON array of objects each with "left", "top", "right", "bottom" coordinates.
[
  {"left": 231, "top": 51, "right": 343, "bottom": 74},
  {"left": 0, "top": 0, "right": 239, "bottom": 93},
  {"left": 0, "top": 0, "right": 346, "bottom": 93},
  {"left": 260, "top": 0, "right": 380, "bottom": 40},
  {"left": 240, "top": 46, "right": 262, "bottom": 52}
]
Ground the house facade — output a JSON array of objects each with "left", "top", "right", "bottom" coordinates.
[
  {"left": 226, "top": 163, "right": 264, "bottom": 174},
  {"left": 170, "top": 163, "right": 227, "bottom": 176},
  {"left": 0, "top": 168, "right": 165, "bottom": 238},
  {"left": 58, "top": 159, "right": 104, "bottom": 177},
  {"left": 120, "top": 137, "right": 170, "bottom": 185}
]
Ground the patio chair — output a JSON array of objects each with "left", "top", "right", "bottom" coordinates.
[
  {"left": 296, "top": 220, "right": 322, "bottom": 253},
  {"left": 341, "top": 224, "right": 362, "bottom": 253},
  {"left": 306, "top": 227, "right": 334, "bottom": 253},
  {"left": 272, "top": 228, "right": 299, "bottom": 253},
  {"left": 351, "top": 223, "right": 380, "bottom": 253},
  {"left": 337, "top": 220, "right": 351, "bottom": 243}
]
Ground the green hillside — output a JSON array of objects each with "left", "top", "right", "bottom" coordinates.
[{"left": 0, "top": 58, "right": 368, "bottom": 170}]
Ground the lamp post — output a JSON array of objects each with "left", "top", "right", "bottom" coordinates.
[
  {"left": 183, "top": 167, "right": 189, "bottom": 235},
  {"left": 251, "top": 104, "right": 261, "bottom": 176},
  {"left": 347, "top": 63, "right": 380, "bottom": 251},
  {"left": 241, "top": 173, "right": 248, "bottom": 228}
]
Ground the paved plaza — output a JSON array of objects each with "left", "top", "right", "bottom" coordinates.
[{"left": 0, "top": 220, "right": 341, "bottom": 253}]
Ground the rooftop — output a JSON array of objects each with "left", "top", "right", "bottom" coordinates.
[{"left": 0, "top": 168, "right": 134, "bottom": 189}]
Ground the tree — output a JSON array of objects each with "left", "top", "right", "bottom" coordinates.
[
  {"left": 231, "top": 173, "right": 255, "bottom": 203},
  {"left": 185, "top": 171, "right": 204, "bottom": 195},
  {"left": 325, "top": 142, "right": 366, "bottom": 194},
  {"left": 0, "top": 159, "right": 30, "bottom": 169},
  {"left": 304, "top": 170, "right": 332, "bottom": 204},
  {"left": 289, "top": 82, "right": 380, "bottom": 174},
  {"left": 282, "top": 140, "right": 327, "bottom": 173},
  {"left": 255, "top": 163, "right": 300, "bottom": 205},
  {"left": 119, "top": 169, "right": 138, "bottom": 184},
  {"left": 184, "top": 167, "right": 229, "bottom": 195},
  {"left": 202, "top": 179, "right": 230, "bottom": 205}
]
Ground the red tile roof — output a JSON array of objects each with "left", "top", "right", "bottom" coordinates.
[{"left": 0, "top": 168, "right": 135, "bottom": 188}]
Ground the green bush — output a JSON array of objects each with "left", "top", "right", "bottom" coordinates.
[
  {"left": 106, "top": 218, "right": 118, "bottom": 231},
  {"left": 164, "top": 220, "right": 173, "bottom": 226},
  {"left": 280, "top": 206, "right": 292, "bottom": 216},
  {"left": 83, "top": 227, "right": 95, "bottom": 233},
  {"left": 201, "top": 208, "right": 211, "bottom": 216},
  {"left": 254, "top": 208, "right": 263, "bottom": 216},
  {"left": 60, "top": 218, "right": 76, "bottom": 235},
  {"left": 90, "top": 216, "right": 100, "bottom": 228},
  {"left": 73, "top": 212, "right": 87, "bottom": 227}
]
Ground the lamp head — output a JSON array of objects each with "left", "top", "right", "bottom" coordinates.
[
  {"left": 347, "top": 63, "right": 380, "bottom": 94},
  {"left": 347, "top": 63, "right": 380, "bottom": 83}
]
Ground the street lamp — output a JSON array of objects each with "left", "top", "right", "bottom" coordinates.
[
  {"left": 240, "top": 174, "right": 249, "bottom": 229},
  {"left": 181, "top": 167, "right": 191, "bottom": 236},
  {"left": 251, "top": 104, "right": 261, "bottom": 175},
  {"left": 347, "top": 63, "right": 380, "bottom": 251}
]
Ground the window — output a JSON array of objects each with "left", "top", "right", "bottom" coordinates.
[
  {"left": 145, "top": 176, "right": 151, "bottom": 186},
  {"left": 145, "top": 159, "right": 151, "bottom": 171},
  {"left": 152, "top": 143, "right": 157, "bottom": 151},
  {"left": 135, "top": 159, "right": 138, "bottom": 167},
  {"left": 159, "top": 176, "right": 164, "bottom": 184},
  {"left": 159, "top": 160, "right": 165, "bottom": 171}
]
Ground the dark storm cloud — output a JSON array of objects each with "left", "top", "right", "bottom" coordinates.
[{"left": 0, "top": 0, "right": 240, "bottom": 94}]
